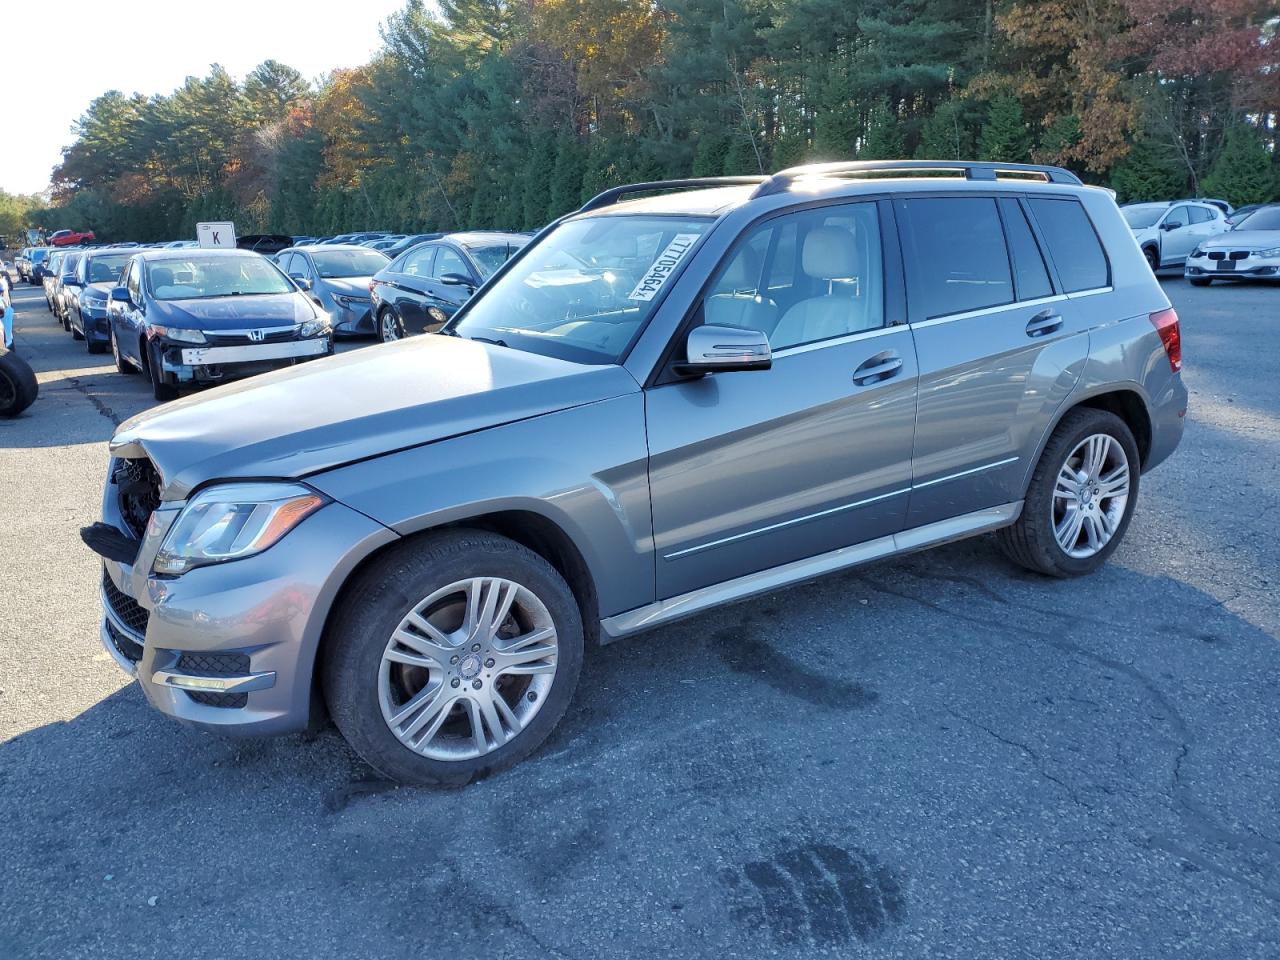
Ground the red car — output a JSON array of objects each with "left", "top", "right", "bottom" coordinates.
[{"left": 48, "top": 229, "right": 95, "bottom": 247}]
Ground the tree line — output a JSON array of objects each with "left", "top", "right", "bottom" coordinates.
[{"left": 20, "top": 0, "right": 1280, "bottom": 242}]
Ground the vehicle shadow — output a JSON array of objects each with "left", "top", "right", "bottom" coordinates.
[{"left": 2, "top": 536, "right": 1278, "bottom": 958}]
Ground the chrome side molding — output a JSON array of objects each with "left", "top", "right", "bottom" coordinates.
[{"left": 600, "top": 501, "right": 1023, "bottom": 641}]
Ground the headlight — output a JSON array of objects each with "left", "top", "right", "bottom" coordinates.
[
  {"left": 299, "top": 316, "right": 331, "bottom": 338},
  {"left": 151, "top": 325, "right": 206, "bottom": 344},
  {"left": 1190, "top": 245, "right": 1205, "bottom": 258},
  {"left": 1255, "top": 246, "right": 1280, "bottom": 258},
  {"left": 81, "top": 292, "right": 108, "bottom": 308},
  {"left": 332, "top": 294, "right": 368, "bottom": 310},
  {"left": 153, "top": 482, "right": 328, "bottom": 575}
]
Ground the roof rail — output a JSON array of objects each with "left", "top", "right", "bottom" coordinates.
[
  {"left": 578, "top": 176, "right": 768, "bottom": 213},
  {"left": 752, "top": 160, "right": 1082, "bottom": 197}
]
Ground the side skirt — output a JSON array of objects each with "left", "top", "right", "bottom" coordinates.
[{"left": 598, "top": 501, "right": 1023, "bottom": 642}]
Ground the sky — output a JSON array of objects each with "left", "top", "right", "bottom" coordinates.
[{"left": 2, "top": 0, "right": 409, "bottom": 196}]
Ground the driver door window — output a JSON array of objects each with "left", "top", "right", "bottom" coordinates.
[
  {"left": 433, "top": 247, "right": 470, "bottom": 281},
  {"left": 700, "top": 205, "right": 885, "bottom": 351}
]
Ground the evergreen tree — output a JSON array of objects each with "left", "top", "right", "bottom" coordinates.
[
  {"left": 548, "top": 135, "right": 586, "bottom": 220},
  {"left": 915, "top": 99, "right": 975, "bottom": 160},
  {"left": 1202, "top": 125, "right": 1278, "bottom": 206},
  {"left": 979, "top": 95, "right": 1032, "bottom": 163},
  {"left": 1110, "top": 138, "right": 1188, "bottom": 203},
  {"left": 861, "top": 100, "right": 905, "bottom": 159}
]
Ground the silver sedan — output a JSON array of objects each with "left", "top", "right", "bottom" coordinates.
[{"left": 274, "top": 245, "right": 391, "bottom": 336}]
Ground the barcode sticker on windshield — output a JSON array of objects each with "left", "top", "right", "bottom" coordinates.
[{"left": 628, "top": 234, "right": 701, "bottom": 301}]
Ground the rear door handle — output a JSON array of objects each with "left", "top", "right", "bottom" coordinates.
[
  {"left": 852, "top": 352, "right": 903, "bottom": 385},
  {"left": 1025, "top": 309, "right": 1063, "bottom": 338}
]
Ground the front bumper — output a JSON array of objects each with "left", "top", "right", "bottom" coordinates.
[
  {"left": 153, "top": 334, "right": 333, "bottom": 386},
  {"left": 1185, "top": 253, "right": 1280, "bottom": 280},
  {"left": 80, "top": 305, "right": 111, "bottom": 342},
  {"left": 98, "top": 480, "right": 397, "bottom": 735}
]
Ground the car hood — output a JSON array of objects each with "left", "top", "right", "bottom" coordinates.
[
  {"left": 1203, "top": 229, "right": 1280, "bottom": 249},
  {"left": 155, "top": 293, "right": 318, "bottom": 330},
  {"left": 109, "top": 335, "right": 640, "bottom": 500}
]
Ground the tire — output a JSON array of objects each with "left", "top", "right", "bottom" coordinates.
[
  {"left": 146, "top": 341, "right": 178, "bottom": 401},
  {"left": 70, "top": 314, "right": 85, "bottom": 340},
  {"left": 0, "top": 349, "right": 38, "bottom": 417},
  {"left": 323, "top": 529, "right": 585, "bottom": 786},
  {"left": 1189, "top": 277, "right": 1212, "bottom": 287},
  {"left": 111, "top": 329, "right": 137, "bottom": 374},
  {"left": 87, "top": 335, "right": 107, "bottom": 355},
  {"left": 1143, "top": 247, "right": 1159, "bottom": 273},
  {"left": 377, "top": 307, "right": 404, "bottom": 343},
  {"left": 996, "top": 407, "right": 1140, "bottom": 578}
]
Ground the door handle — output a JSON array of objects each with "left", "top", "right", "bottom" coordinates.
[
  {"left": 852, "top": 352, "right": 903, "bottom": 385},
  {"left": 1025, "top": 309, "right": 1063, "bottom": 338}
]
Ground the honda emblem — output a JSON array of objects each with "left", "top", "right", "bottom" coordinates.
[{"left": 248, "top": 329, "right": 265, "bottom": 342}]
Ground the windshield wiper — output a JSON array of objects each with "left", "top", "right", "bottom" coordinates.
[{"left": 469, "top": 335, "right": 508, "bottom": 347}]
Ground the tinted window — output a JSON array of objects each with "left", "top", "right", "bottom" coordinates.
[
  {"left": 1235, "top": 207, "right": 1280, "bottom": 231},
  {"left": 309, "top": 248, "right": 389, "bottom": 278},
  {"left": 1188, "top": 206, "right": 1213, "bottom": 224},
  {"left": 999, "top": 199, "right": 1054, "bottom": 301},
  {"left": 1165, "top": 205, "right": 1192, "bottom": 229},
  {"left": 702, "top": 202, "right": 884, "bottom": 350},
  {"left": 434, "top": 247, "right": 470, "bottom": 280},
  {"left": 897, "top": 197, "right": 1013, "bottom": 319},
  {"left": 1027, "top": 198, "right": 1110, "bottom": 292}
]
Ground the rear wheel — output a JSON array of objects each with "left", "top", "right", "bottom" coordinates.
[
  {"left": 0, "top": 350, "right": 38, "bottom": 417},
  {"left": 997, "top": 408, "right": 1140, "bottom": 578},
  {"left": 377, "top": 307, "right": 403, "bottom": 344},
  {"left": 323, "top": 529, "right": 584, "bottom": 785}
]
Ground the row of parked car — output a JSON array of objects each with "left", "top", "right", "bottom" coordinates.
[
  {"left": 1120, "top": 198, "right": 1280, "bottom": 284},
  {"left": 33, "top": 230, "right": 529, "bottom": 400}
]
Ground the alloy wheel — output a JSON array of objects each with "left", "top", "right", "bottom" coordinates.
[
  {"left": 1051, "top": 433, "right": 1131, "bottom": 559},
  {"left": 378, "top": 576, "right": 559, "bottom": 761},
  {"left": 380, "top": 310, "right": 401, "bottom": 342}
]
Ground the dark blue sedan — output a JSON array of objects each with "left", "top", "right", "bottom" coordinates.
[
  {"left": 69, "top": 248, "right": 136, "bottom": 354},
  {"left": 107, "top": 249, "right": 333, "bottom": 401}
]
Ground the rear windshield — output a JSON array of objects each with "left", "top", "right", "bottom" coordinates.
[
  {"left": 309, "top": 248, "right": 390, "bottom": 278},
  {"left": 145, "top": 255, "right": 295, "bottom": 300}
]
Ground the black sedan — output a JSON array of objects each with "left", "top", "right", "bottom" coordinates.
[{"left": 368, "top": 232, "right": 527, "bottom": 342}]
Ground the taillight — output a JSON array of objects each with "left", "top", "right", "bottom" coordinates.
[{"left": 1149, "top": 307, "right": 1181, "bottom": 373}]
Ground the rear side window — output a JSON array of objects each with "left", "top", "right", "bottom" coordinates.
[
  {"left": 896, "top": 197, "right": 1014, "bottom": 319},
  {"left": 1188, "top": 206, "right": 1213, "bottom": 224},
  {"left": 999, "top": 199, "right": 1054, "bottom": 301},
  {"left": 1027, "top": 198, "right": 1110, "bottom": 292}
]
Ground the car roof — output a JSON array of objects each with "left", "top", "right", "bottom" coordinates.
[
  {"left": 445, "top": 231, "right": 530, "bottom": 246},
  {"left": 286, "top": 243, "right": 383, "bottom": 253},
  {"left": 127, "top": 247, "right": 267, "bottom": 261}
]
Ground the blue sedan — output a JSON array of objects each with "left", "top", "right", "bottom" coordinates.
[
  {"left": 107, "top": 248, "right": 334, "bottom": 401},
  {"left": 69, "top": 248, "right": 136, "bottom": 354}
]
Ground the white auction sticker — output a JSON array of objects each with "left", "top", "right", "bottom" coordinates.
[{"left": 628, "top": 234, "right": 701, "bottom": 301}]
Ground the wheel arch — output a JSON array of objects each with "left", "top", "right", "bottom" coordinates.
[{"left": 1021, "top": 385, "right": 1154, "bottom": 496}]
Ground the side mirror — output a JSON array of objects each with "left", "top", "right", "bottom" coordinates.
[
  {"left": 61, "top": 273, "right": 76, "bottom": 284},
  {"left": 109, "top": 286, "right": 130, "bottom": 303},
  {"left": 675, "top": 324, "right": 772, "bottom": 376},
  {"left": 290, "top": 273, "right": 313, "bottom": 291},
  {"left": 1161, "top": 220, "right": 1182, "bottom": 231},
  {"left": 439, "top": 272, "right": 474, "bottom": 288}
]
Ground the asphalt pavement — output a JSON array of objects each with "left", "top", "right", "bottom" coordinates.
[{"left": 1, "top": 274, "right": 1277, "bottom": 959}]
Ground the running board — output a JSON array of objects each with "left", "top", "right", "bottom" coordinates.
[{"left": 599, "top": 501, "right": 1023, "bottom": 642}]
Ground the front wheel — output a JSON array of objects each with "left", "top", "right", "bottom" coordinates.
[
  {"left": 323, "top": 530, "right": 584, "bottom": 785},
  {"left": 1144, "top": 247, "right": 1159, "bottom": 273},
  {"left": 146, "top": 341, "right": 178, "bottom": 401},
  {"left": 111, "top": 329, "right": 137, "bottom": 374},
  {"left": 996, "top": 408, "right": 1140, "bottom": 577}
]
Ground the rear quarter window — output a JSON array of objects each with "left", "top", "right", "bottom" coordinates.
[{"left": 1027, "top": 198, "right": 1110, "bottom": 293}]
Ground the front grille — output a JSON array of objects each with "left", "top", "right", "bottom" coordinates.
[
  {"left": 203, "top": 327, "right": 299, "bottom": 347},
  {"left": 176, "top": 652, "right": 250, "bottom": 675},
  {"left": 102, "top": 571, "right": 149, "bottom": 636},
  {"left": 1208, "top": 250, "right": 1250, "bottom": 261},
  {"left": 105, "top": 618, "right": 144, "bottom": 663},
  {"left": 113, "top": 457, "right": 161, "bottom": 539}
]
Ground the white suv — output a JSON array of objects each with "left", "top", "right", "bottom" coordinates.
[{"left": 1123, "top": 201, "right": 1228, "bottom": 272}]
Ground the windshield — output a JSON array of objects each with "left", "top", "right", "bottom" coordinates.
[
  {"left": 86, "top": 254, "right": 132, "bottom": 284},
  {"left": 63, "top": 254, "right": 82, "bottom": 274},
  {"left": 1122, "top": 206, "right": 1166, "bottom": 229},
  {"left": 146, "top": 255, "right": 295, "bottom": 300},
  {"left": 451, "top": 215, "right": 713, "bottom": 364},
  {"left": 1234, "top": 207, "right": 1280, "bottom": 232},
  {"left": 309, "top": 248, "right": 389, "bottom": 278},
  {"left": 467, "top": 240, "right": 528, "bottom": 278}
]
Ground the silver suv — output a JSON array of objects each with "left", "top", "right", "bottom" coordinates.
[{"left": 86, "top": 161, "right": 1187, "bottom": 784}]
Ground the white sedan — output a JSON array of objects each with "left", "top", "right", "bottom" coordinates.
[{"left": 1184, "top": 205, "right": 1280, "bottom": 286}]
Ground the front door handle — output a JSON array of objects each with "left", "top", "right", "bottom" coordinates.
[
  {"left": 1025, "top": 309, "right": 1063, "bottom": 338},
  {"left": 852, "top": 352, "right": 903, "bottom": 385}
]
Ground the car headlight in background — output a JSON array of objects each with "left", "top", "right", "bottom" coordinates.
[
  {"left": 153, "top": 482, "right": 328, "bottom": 575},
  {"left": 80, "top": 291, "right": 109, "bottom": 309},
  {"left": 1255, "top": 246, "right": 1280, "bottom": 258},
  {"left": 332, "top": 294, "right": 368, "bottom": 311},
  {"left": 150, "top": 325, "right": 206, "bottom": 344},
  {"left": 299, "top": 316, "right": 332, "bottom": 338}
]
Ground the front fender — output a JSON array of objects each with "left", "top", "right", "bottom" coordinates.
[{"left": 307, "top": 393, "right": 655, "bottom": 618}]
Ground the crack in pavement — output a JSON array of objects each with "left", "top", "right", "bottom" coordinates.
[{"left": 946, "top": 708, "right": 1093, "bottom": 810}]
